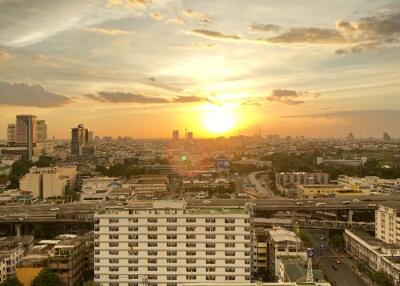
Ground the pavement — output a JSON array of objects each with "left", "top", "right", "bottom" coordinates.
[{"left": 308, "top": 229, "right": 367, "bottom": 286}]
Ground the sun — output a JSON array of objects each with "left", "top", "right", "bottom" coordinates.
[{"left": 202, "top": 108, "right": 237, "bottom": 135}]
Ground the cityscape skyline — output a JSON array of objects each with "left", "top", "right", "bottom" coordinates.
[{"left": 0, "top": 0, "right": 400, "bottom": 138}]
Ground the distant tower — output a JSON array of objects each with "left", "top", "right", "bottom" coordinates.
[
  {"left": 7, "top": 124, "right": 16, "bottom": 145},
  {"left": 172, "top": 130, "right": 179, "bottom": 140},
  {"left": 383, "top": 132, "right": 392, "bottom": 142},
  {"left": 306, "top": 248, "right": 314, "bottom": 283},
  {"left": 16, "top": 115, "right": 37, "bottom": 161},
  {"left": 187, "top": 132, "right": 193, "bottom": 140},
  {"left": 71, "top": 124, "right": 89, "bottom": 156},
  {"left": 36, "top": 120, "right": 47, "bottom": 143}
]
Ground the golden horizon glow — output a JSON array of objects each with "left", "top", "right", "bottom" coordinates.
[{"left": 202, "top": 106, "right": 237, "bottom": 135}]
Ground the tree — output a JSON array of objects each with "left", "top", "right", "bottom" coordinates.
[
  {"left": 369, "top": 271, "right": 394, "bottom": 286},
  {"left": 31, "top": 269, "right": 62, "bottom": 286},
  {"left": 0, "top": 278, "right": 23, "bottom": 286},
  {"left": 8, "top": 160, "right": 32, "bottom": 189}
]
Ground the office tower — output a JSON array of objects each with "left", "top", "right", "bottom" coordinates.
[
  {"left": 71, "top": 124, "right": 89, "bottom": 156},
  {"left": 88, "top": 131, "right": 94, "bottom": 143},
  {"left": 94, "top": 200, "right": 253, "bottom": 286},
  {"left": 187, "top": 132, "right": 193, "bottom": 140},
  {"left": 172, "top": 130, "right": 179, "bottom": 140},
  {"left": 7, "top": 124, "right": 16, "bottom": 145},
  {"left": 36, "top": 120, "right": 47, "bottom": 143},
  {"left": 16, "top": 115, "right": 37, "bottom": 160}
]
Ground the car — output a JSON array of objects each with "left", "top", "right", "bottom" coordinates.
[
  {"left": 342, "top": 201, "right": 351, "bottom": 205},
  {"left": 50, "top": 207, "right": 59, "bottom": 211},
  {"left": 368, "top": 203, "right": 377, "bottom": 207},
  {"left": 307, "top": 201, "right": 313, "bottom": 204},
  {"left": 352, "top": 199, "right": 360, "bottom": 203},
  {"left": 316, "top": 202, "right": 326, "bottom": 207},
  {"left": 332, "top": 265, "right": 339, "bottom": 270},
  {"left": 335, "top": 259, "right": 341, "bottom": 264},
  {"left": 296, "top": 201, "right": 304, "bottom": 205}
]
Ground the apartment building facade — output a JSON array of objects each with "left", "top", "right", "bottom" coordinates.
[
  {"left": 94, "top": 200, "right": 253, "bottom": 286},
  {"left": 375, "top": 203, "right": 400, "bottom": 244}
]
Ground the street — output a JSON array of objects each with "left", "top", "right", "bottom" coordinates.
[{"left": 308, "top": 229, "right": 367, "bottom": 286}]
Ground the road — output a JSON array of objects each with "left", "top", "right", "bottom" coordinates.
[
  {"left": 308, "top": 229, "right": 367, "bottom": 286},
  {"left": 248, "top": 171, "right": 276, "bottom": 198}
]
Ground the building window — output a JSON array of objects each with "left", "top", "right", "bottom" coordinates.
[
  {"left": 148, "top": 218, "right": 157, "bottom": 223},
  {"left": 225, "top": 276, "right": 235, "bottom": 281},
  {"left": 206, "top": 218, "right": 216, "bottom": 223},
  {"left": 148, "top": 226, "right": 157, "bottom": 231},
  {"left": 167, "top": 242, "right": 177, "bottom": 247},
  {"left": 167, "top": 226, "right": 177, "bottom": 231},
  {"left": 148, "top": 234, "right": 157, "bottom": 240},
  {"left": 206, "top": 234, "right": 215, "bottom": 239},
  {"left": 225, "top": 218, "right": 235, "bottom": 224},
  {"left": 186, "top": 258, "right": 196, "bottom": 264},
  {"left": 186, "top": 251, "right": 196, "bottom": 256},
  {"left": 167, "top": 218, "right": 177, "bottom": 223},
  {"left": 186, "top": 218, "right": 196, "bottom": 223}
]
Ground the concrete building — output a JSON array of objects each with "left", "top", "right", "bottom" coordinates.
[
  {"left": 316, "top": 157, "right": 367, "bottom": 166},
  {"left": 375, "top": 203, "right": 400, "bottom": 244},
  {"left": 266, "top": 227, "right": 307, "bottom": 281},
  {"left": 276, "top": 172, "right": 329, "bottom": 197},
  {"left": 344, "top": 229, "right": 400, "bottom": 285},
  {"left": 16, "top": 115, "right": 37, "bottom": 160},
  {"left": 338, "top": 175, "right": 400, "bottom": 193},
  {"left": 20, "top": 166, "right": 77, "bottom": 199},
  {"left": 94, "top": 200, "right": 254, "bottom": 286},
  {"left": 296, "top": 185, "right": 369, "bottom": 199},
  {"left": 36, "top": 120, "right": 47, "bottom": 144},
  {"left": 71, "top": 124, "right": 89, "bottom": 156},
  {"left": 0, "top": 236, "right": 33, "bottom": 280},
  {"left": 172, "top": 130, "right": 179, "bottom": 140},
  {"left": 7, "top": 124, "right": 16, "bottom": 145},
  {"left": 16, "top": 233, "right": 92, "bottom": 286}
]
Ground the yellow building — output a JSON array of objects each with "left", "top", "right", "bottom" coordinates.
[{"left": 297, "top": 184, "right": 370, "bottom": 198}]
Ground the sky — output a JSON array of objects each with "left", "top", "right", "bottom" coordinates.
[{"left": 0, "top": 0, "right": 399, "bottom": 139}]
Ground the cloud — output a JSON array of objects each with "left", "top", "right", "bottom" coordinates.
[
  {"left": 34, "top": 54, "right": 59, "bottom": 67},
  {"left": 258, "top": 11, "right": 400, "bottom": 53},
  {"left": 0, "top": 51, "right": 12, "bottom": 61},
  {"left": 84, "top": 92, "right": 209, "bottom": 104},
  {"left": 149, "top": 12, "right": 166, "bottom": 21},
  {"left": 335, "top": 48, "right": 347, "bottom": 55},
  {"left": 261, "top": 27, "right": 347, "bottom": 44},
  {"left": 172, "top": 96, "right": 208, "bottom": 103},
  {"left": 249, "top": 23, "right": 281, "bottom": 33},
  {"left": 83, "top": 27, "right": 130, "bottom": 35},
  {"left": 0, "top": 81, "right": 71, "bottom": 107},
  {"left": 241, "top": 101, "right": 262, "bottom": 106},
  {"left": 191, "top": 29, "right": 241, "bottom": 40},
  {"left": 84, "top": 92, "right": 169, "bottom": 104},
  {"left": 182, "top": 8, "right": 211, "bottom": 24},
  {"left": 267, "top": 89, "right": 321, "bottom": 105},
  {"left": 107, "top": 0, "right": 150, "bottom": 8},
  {"left": 282, "top": 109, "right": 400, "bottom": 119}
]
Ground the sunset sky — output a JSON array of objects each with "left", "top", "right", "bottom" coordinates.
[{"left": 0, "top": 0, "right": 399, "bottom": 139}]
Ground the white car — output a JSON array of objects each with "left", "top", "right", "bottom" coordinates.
[
  {"left": 316, "top": 202, "right": 326, "bottom": 207},
  {"left": 50, "top": 207, "right": 59, "bottom": 211}
]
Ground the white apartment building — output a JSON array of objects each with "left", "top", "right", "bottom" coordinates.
[
  {"left": 94, "top": 200, "right": 253, "bottom": 286},
  {"left": 338, "top": 175, "right": 400, "bottom": 193},
  {"left": 375, "top": 203, "right": 400, "bottom": 244},
  {"left": 20, "top": 166, "right": 76, "bottom": 199}
]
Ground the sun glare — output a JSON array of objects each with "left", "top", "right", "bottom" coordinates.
[{"left": 202, "top": 108, "right": 237, "bottom": 135}]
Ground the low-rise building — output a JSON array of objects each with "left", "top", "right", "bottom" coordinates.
[
  {"left": 344, "top": 229, "right": 400, "bottom": 285},
  {"left": 266, "top": 227, "right": 307, "bottom": 281},
  {"left": 297, "top": 184, "right": 370, "bottom": 199}
]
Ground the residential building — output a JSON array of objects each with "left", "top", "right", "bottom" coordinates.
[
  {"left": 276, "top": 172, "right": 329, "bottom": 197},
  {"left": 338, "top": 175, "right": 400, "bottom": 193},
  {"left": 266, "top": 227, "right": 307, "bottom": 280},
  {"left": 94, "top": 200, "right": 253, "bottom": 286},
  {"left": 375, "top": 203, "right": 400, "bottom": 244},
  {"left": 344, "top": 229, "right": 400, "bottom": 286},
  {"left": 7, "top": 124, "right": 16, "bottom": 145},
  {"left": 16, "top": 233, "right": 92, "bottom": 286},
  {"left": 20, "top": 166, "right": 76, "bottom": 199}
]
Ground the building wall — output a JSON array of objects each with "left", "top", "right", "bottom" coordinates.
[
  {"left": 20, "top": 173, "right": 41, "bottom": 198},
  {"left": 375, "top": 205, "right": 398, "bottom": 244},
  {"left": 94, "top": 204, "right": 252, "bottom": 286},
  {"left": 7, "top": 124, "right": 16, "bottom": 144},
  {"left": 43, "top": 173, "right": 66, "bottom": 198}
]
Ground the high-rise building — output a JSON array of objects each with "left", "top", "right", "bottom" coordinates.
[
  {"left": 16, "top": 115, "right": 37, "bottom": 160},
  {"left": 7, "top": 124, "right": 16, "bottom": 145},
  {"left": 71, "top": 124, "right": 89, "bottom": 156},
  {"left": 94, "top": 200, "right": 253, "bottom": 286},
  {"left": 187, "top": 132, "right": 193, "bottom": 140},
  {"left": 172, "top": 130, "right": 179, "bottom": 140},
  {"left": 36, "top": 120, "right": 47, "bottom": 143},
  {"left": 88, "top": 131, "right": 94, "bottom": 143},
  {"left": 375, "top": 203, "right": 400, "bottom": 244}
]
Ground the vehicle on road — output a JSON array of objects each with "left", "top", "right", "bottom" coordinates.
[
  {"left": 368, "top": 203, "right": 377, "bottom": 207},
  {"left": 342, "top": 201, "right": 351, "bottom": 205},
  {"left": 316, "top": 202, "right": 326, "bottom": 207},
  {"left": 296, "top": 201, "right": 304, "bottom": 205},
  {"left": 50, "top": 207, "right": 59, "bottom": 211}
]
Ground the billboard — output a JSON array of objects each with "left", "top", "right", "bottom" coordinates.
[{"left": 216, "top": 159, "right": 230, "bottom": 168}]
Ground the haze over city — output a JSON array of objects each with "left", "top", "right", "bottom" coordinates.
[{"left": 0, "top": 0, "right": 399, "bottom": 139}]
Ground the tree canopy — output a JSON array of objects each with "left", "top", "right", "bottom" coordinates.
[
  {"left": 0, "top": 277, "right": 23, "bottom": 286},
  {"left": 31, "top": 269, "right": 62, "bottom": 286}
]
